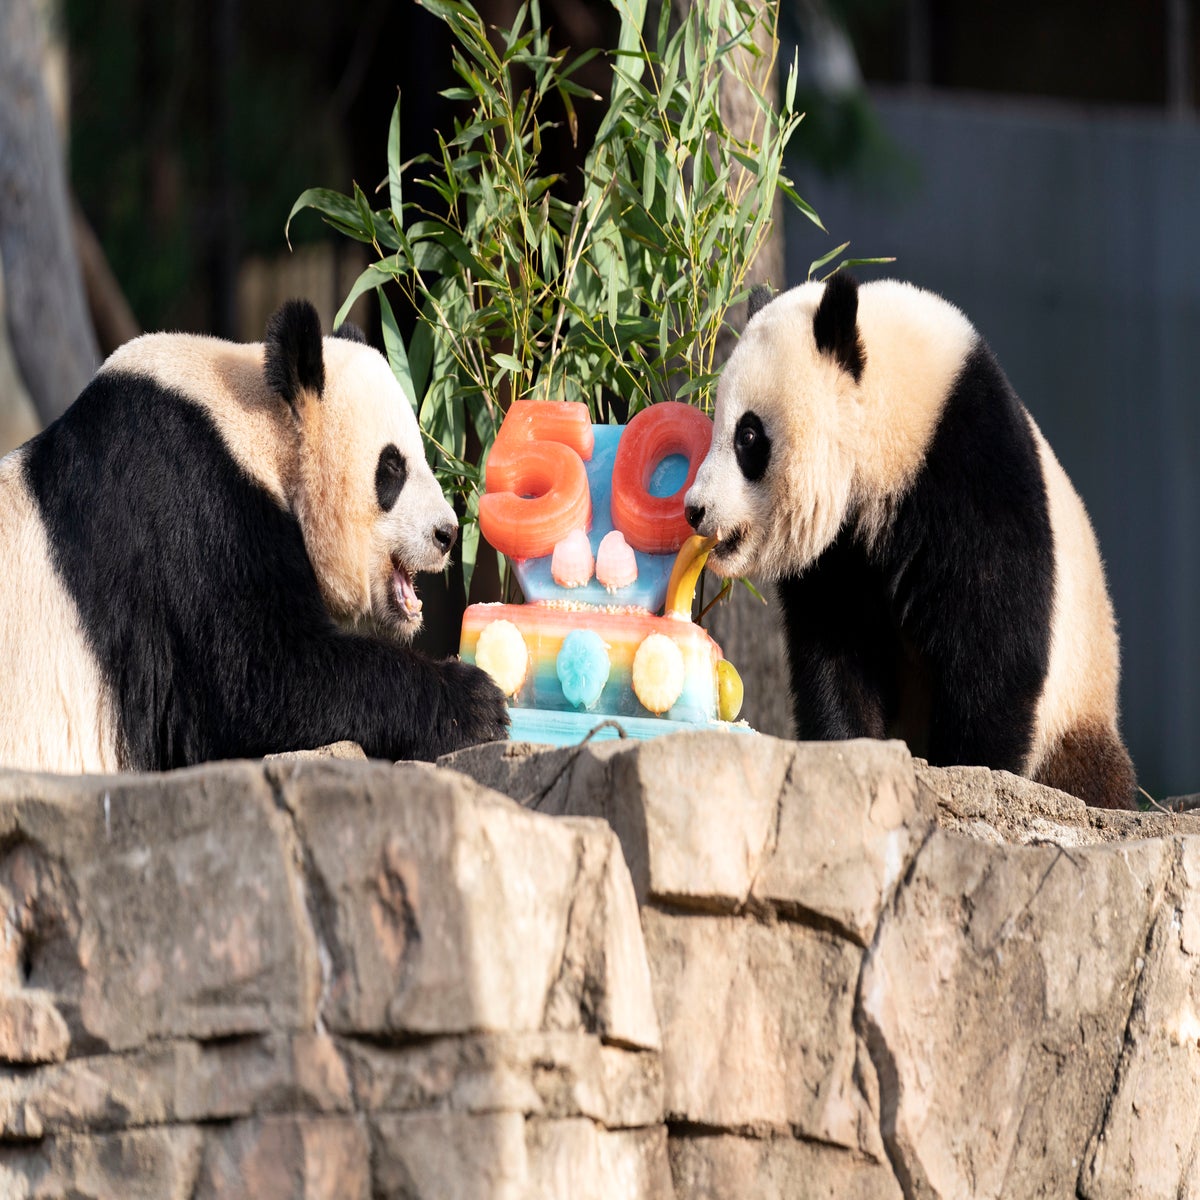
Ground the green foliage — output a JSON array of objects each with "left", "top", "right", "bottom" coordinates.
[
  {"left": 569, "top": 0, "right": 806, "bottom": 416},
  {"left": 289, "top": 0, "right": 875, "bottom": 589}
]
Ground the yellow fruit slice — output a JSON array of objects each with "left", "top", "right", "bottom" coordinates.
[
  {"left": 474, "top": 619, "right": 529, "bottom": 697},
  {"left": 716, "top": 659, "right": 744, "bottom": 722},
  {"left": 664, "top": 534, "right": 719, "bottom": 620},
  {"left": 631, "top": 633, "right": 685, "bottom": 714}
]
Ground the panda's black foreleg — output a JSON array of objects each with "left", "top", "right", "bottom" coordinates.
[
  {"left": 923, "top": 666, "right": 1041, "bottom": 775},
  {"left": 785, "top": 647, "right": 888, "bottom": 742},
  {"left": 875, "top": 345, "right": 1055, "bottom": 775},
  {"left": 420, "top": 653, "right": 513, "bottom": 760},
  {"left": 775, "top": 531, "right": 895, "bottom": 743},
  {"left": 916, "top": 605, "right": 1047, "bottom": 775},
  {"left": 888, "top": 545, "right": 1049, "bottom": 776},
  {"left": 248, "top": 632, "right": 511, "bottom": 764}
]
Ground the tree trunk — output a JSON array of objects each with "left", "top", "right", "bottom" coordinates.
[
  {"left": 0, "top": 0, "right": 100, "bottom": 424},
  {"left": 0, "top": 256, "right": 42, "bottom": 456}
]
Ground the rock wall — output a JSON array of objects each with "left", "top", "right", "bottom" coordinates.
[
  {"left": 0, "top": 751, "right": 669, "bottom": 1198},
  {"left": 1, "top": 733, "right": 1197, "bottom": 1198}
]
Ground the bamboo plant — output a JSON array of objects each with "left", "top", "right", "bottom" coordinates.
[{"left": 288, "top": 0, "right": 877, "bottom": 589}]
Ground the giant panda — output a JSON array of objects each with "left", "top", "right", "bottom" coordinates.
[
  {"left": 685, "top": 274, "right": 1136, "bottom": 809},
  {"left": 0, "top": 299, "right": 508, "bottom": 772}
]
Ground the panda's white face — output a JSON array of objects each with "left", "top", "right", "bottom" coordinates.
[
  {"left": 295, "top": 338, "right": 457, "bottom": 641},
  {"left": 686, "top": 283, "right": 861, "bottom": 581}
]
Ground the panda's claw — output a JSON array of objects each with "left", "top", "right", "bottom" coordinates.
[{"left": 438, "top": 657, "right": 511, "bottom": 752}]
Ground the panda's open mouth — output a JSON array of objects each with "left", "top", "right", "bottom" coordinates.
[
  {"left": 712, "top": 527, "right": 746, "bottom": 562},
  {"left": 391, "top": 560, "right": 423, "bottom": 620}
]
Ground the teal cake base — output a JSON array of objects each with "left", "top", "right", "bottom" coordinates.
[{"left": 507, "top": 706, "right": 754, "bottom": 748}]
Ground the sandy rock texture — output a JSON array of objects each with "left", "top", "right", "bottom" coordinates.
[
  {"left": 444, "top": 732, "right": 1200, "bottom": 1200},
  {"left": 1, "top": 733, "right": 1197, "bottom": 1198},
  {"left": 0, "top": 757, "right": 669, "bottom": 1199}
]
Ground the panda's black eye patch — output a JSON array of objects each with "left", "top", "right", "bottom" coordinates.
[
  {"left": 375, "top": 444, "right": 407, "bottom": 511},
  {"left": 734, "top": 411, "right": 770, "bottom": 482}
]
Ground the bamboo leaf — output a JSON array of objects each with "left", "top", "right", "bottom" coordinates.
[
  {"left": 409, "top": 313, "right": 434, "bottom": 401},
  {"left": 387, "top": 96, "right": 404, "bottom": 225},
  {"left": 334, "top": 256, "right": 405, "bottom": 329},
  {"left": 784, "top": 48, "right": 798, "bottom": 113},
  {"left": 378, "top": 289, "right": 418, "bottom": 411},
  {"left": 778, "top": 180, "right": 826, "bottom": 231},
  {"left": 285, "top": 188, "right": 374, "bottom": 248},
  {"left": 673, "top": 373, "right": 715, "bottom": 399},
  {"left": 738, "top": 576, "right": 768, "bottom": 604},
  {"left": 459, "top": 507, "right": 479, "bottom": 599},
  {"left": 823, "top": 255, "right": 897, "bottom": 280},
  {"left": 808, "top": 241, "right": 851, "bottom": 279},
  {"left": 641, "top": 141, "right": 656, "bottom": 211}
]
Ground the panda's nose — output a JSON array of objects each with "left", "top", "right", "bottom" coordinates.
[
  {"left": 433, "top": 522, "right": 458, "bottom": 553},
  {"left": 685, "top": 503, "right": 706, "bottom": 532}
]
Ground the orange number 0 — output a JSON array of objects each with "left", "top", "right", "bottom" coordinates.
[
  {"left": 478, "top": 400, "right": 595, "bottom": 559},
  {"left": 611, "top": 402, "right": 713, "bottom": 553}
]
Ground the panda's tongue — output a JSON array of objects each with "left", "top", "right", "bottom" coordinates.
[{"left": 393, "top": 565, "right": 422, "bottom": 617}]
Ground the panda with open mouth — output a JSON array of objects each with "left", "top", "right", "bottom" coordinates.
[
  {"left": 0, "top": 299, "right": 508, "bottom": 772},
  {"left": 686, "top": 274, "right": 1135, "bottom": 809}
]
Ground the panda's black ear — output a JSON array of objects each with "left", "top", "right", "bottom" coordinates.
[
  {"left": 332, "top": 320, "right": 367, "bottom": 344},
  {"left": 265, "top": 299, "right": 325, "bottom": 404},
  {"left": 813, "top": 272, "right": 866, "bottom": 383},
  {"left": 747, "top": 285, "right": 773, "bottom": 322}
]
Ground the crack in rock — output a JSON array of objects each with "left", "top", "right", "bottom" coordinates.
[{"left": 263, "top": 765, "right": 336, "bottom": 1040}]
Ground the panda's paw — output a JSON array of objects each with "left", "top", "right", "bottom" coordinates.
[{"left": 440, "top": 658, "right": 510, "bottom": 751}]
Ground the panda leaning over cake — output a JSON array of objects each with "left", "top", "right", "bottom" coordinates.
[
  {"left": 685, "top": 273, "right": 1135, "bottom": 809},
  {"left": 0, "top": 299, "right": 507, "bottom": 772}
]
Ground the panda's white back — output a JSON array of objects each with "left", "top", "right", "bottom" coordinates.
[
  {"left": 1025, "top": 421, "right": 1122, "bottom": 770},
  {"left": 0, "top": 448, "right": 119, "bottom": 772}
]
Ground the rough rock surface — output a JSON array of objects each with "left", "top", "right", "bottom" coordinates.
[
  {"left": 0, "top": 758, "right": 668, "bottom": 1198},
  {"left": 1, "top": 733, "right": 1198, "bottom": 1198},
  {"left": 445, "top": 733, "right": 1200, "bottom": 1200}
]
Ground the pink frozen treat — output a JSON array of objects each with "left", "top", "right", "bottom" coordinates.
[
  {"left": 595, "top": 530, "right": 638, "bottom": 591},
  {"left": 550, "top": 528, "right": 595, "bottom": 588}
]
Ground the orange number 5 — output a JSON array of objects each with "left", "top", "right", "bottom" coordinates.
[{"left": 478, "top": 400, "right": 595, "bottom": 559}]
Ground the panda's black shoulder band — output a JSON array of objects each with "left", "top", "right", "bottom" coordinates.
[
  {"left": 813, "top": 271, "right": 866, "bottom": 383},
  {"left": 265, "top": 299, "right": 325, "bottom": 403}
]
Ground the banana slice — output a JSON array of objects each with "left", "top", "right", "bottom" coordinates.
[
  {"left": 632, "top": 633, "right": 685, "bottom": 714},
  {"left": 664, "top": 534, "right": 719, "bottom": 620}
]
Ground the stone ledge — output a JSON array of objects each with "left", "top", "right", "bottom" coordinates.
[
  {"left": 441, "top": 734, "right": 932, "bottom": 946},
  {"left": 668, "top": 1132, "right": 903, "bottom": 1200},
  {"left": 0, "top": 762, "right": 319, "bottom": 1054},
  {"left": 267, "top": 758, "right": 660, "bottom": 1050},
  {"left": 445, "top": 732, "right": 1200, "bottom": 1200},
  {"left": 1, "top": 735, "right": 1198, "bottom": 1198},
  {"left": 0, "top": 758, "right": 665, "bottom": 1199},
  {"left": 916, "top": 759, "right": 1200, "bottom": 845}
]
